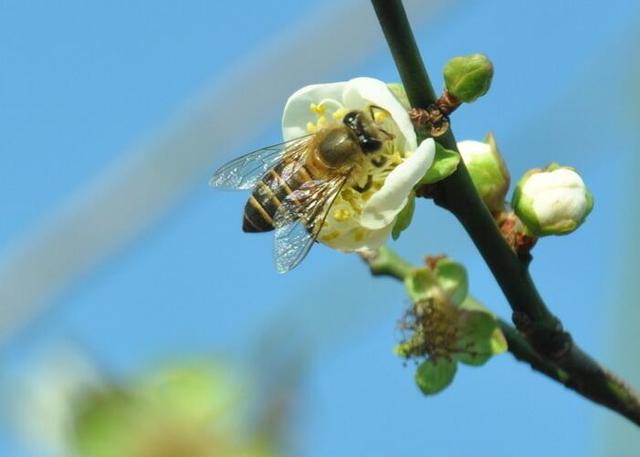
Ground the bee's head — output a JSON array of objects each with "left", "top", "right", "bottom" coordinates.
[{"left": 343, "top": 110, "right": 392, "bottom": 154}]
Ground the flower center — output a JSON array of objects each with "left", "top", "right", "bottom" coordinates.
[
  {"left": 399, "top": 297, "right": 461, "bottom": 359},
  {"left": 302, "top": 100, "right": 411, "bottom": 248}
]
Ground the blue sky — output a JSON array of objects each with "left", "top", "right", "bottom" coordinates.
[{"left": 1, "top": 1, "right": 639, "bottom": 456}]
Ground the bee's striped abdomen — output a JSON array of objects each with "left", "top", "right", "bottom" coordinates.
[{"left": 242, "top": 161, "right": 319, "bottom": 233}]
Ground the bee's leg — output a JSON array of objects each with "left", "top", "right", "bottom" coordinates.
[
  {"left": 378, "top": 128, "right": 395, "bottom": 141},
  {"left": 368, "top": 105, "right": 395, "bottom": 141},
  {"left": 371, "top": 156, "right": 388, "bottom": 168},
  {"left": 353, "top": 174, "right": 373, "bottom": 193},
  {"left": 368, "top": 105, "right": 389, "bottom": 122}
]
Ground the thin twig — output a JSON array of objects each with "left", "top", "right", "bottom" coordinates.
[{"left": 370, "top": 0, "right": 640, "bottom": 425}]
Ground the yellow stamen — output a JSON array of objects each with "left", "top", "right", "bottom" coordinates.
[
  {"left": 310, "top": 103, "right": 326, "bottom": 115},
  {"left": 390, "top": 152, "right": 403, "bottom": 165},
  {"left": 340, "top": 189, "right": 363, "bottom": 211},
  {"left": 321, "top": 230, "right": 341, "bottom": 242},
  {"left": 332, "top": 107, "right": 349, "bottom": 120},
  {"left": 354, "top": 228, "right": 367, "bottom": 242},
  {"left": 306, "top": 122, "right": 317, "bottom": 134},
  {"left": 373, "top": 110, "right": 388, "bottom": 123},
  {"left": 333, "top": 208, "right": 352, "bottom": 222}
]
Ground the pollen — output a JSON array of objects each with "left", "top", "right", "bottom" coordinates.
[
  {"left": 332, "top": 107, "right": 349, "bottom": 120},
  {"left": 340, "top": 189, "right": 363, "bottom": 211},
  {"left": 373, "top": 110, "right": 388, "bottom": 124},
  {"left": 306, "top": 122, "right": 318, "bottom": 134},
  {"left": 333, "top": 208, "right": 352, "bottom": 222},
  {"left": 388, "top": 151, "right": 403, "bottom": 167},
  {"left": 310, "top": 103, "right": 326, "bottom": 115},
  {"left": 354, "top": 228, "right": 367, "bottom": 242}
]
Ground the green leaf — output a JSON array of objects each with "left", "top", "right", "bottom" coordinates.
[
  {"left": 392, "top": 193, "right": 415, "bottom": 240},
  {"left": 458, "top": 295, "right": 489, "bottom": 312},
  {"left": 140, "top": 362, "right": 238, "bottom": 423},
  {"left": 418, "top": 142, "right": 460, "bottom": 185},
  {"left": 72, "top": 388, "right": 136, "bottom": 457},
  {"left": 455, "top": 298, "right": 508, "bottom": 366},
  {"left": 404, "top": 268, "right": 438, "bottom": 303},
  {"left": 415, "top": 357, "right": 457, "bottom": 395},
  {"left": 432, "top": 258, "right": 468, "bottom": 306}
]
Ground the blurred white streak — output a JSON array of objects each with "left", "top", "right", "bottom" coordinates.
[
  {"left": 0, "top": 0, "right": 450, "bottom": 344},
  {"left": 9, "top": 347, "right": 102, "bottom": 457}
]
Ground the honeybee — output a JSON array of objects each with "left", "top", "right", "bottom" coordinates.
[{"left": 210, "top": 106, "right": 394, "bottom": 273}]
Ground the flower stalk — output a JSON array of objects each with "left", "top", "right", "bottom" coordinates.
[{"left": 371, "top": 0, "right": 640, "bottom": 425}]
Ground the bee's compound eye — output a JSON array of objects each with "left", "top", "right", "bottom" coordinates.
[{"left": 342, "top": 111, "right": 360, "bottom": 129}]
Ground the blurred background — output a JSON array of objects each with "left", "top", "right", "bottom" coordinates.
[{"left": 1, "top": 0, "right": 639, "bottom": 456}]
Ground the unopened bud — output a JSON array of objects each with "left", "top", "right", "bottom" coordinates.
[
  {"left": 458, "top": 133, "right": 510, "bottom": 213},
  {"left": 512, "top": 163, "right": 594, "bottom": 236},
  {"left": 443, "top": 54, "right": 493, "bottom": 103}
]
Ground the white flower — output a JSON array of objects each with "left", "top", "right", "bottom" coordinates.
[
  {"left": 458, "top": 134, "right": 510, "bottom": 213},
  {"left": 512, "top": 163, "right": 594, "bottom": 236},
  {"left": 281, "top": 77, "right": 435, "bottom": 251}
]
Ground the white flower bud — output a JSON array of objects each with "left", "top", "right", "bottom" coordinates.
[
  {"left": 458, "top": 133, "right": 510, "bottom": 214},
  {"left": 511, "top": 163, "right": 594, "bottom": 236}
]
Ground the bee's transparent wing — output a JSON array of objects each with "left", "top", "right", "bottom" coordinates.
[
  {"left": 209, "top": 136, "right": 312, "bottom": 190},
  {"left": 273, "top": 176, "right": 347, "bottom": 273}
]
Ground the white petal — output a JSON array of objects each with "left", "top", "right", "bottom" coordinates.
[
  {"left": 281, "top": 81, "right": 346, "bottom": 141},
  {"left": 524, "top": 168, "right": 588, "bottom": 225},
  {"left": 458, "top": 140, "right": 491, "bottom": 163},
  {"left": 360, "top": 138, "right": 435, "bottom": 230},
  {"left": 321, "top": 225, "right": 394, "bottom": 252},
  {"left": 359, "top": 224, "right": 395, "bottom": 250},
  {"left": 342, "top": 77, "right": 417, "bottom": 151}
]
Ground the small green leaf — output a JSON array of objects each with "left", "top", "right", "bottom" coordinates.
[
  {"left": 490, "top": 327, "right": 509, "bottom": 354},
  {"left": 454, "top": 299, "right": 508, "bottom": 366},
  {"left": 432, "top": 258, "right": 468, "bottom": 306},
  {"left": 141, "top": 363, "right": 236, "bottom": 423},
  {"left": 404, "top": 268, "right": 438, "bottom": 303},
  {"left": 415, "top": 357, "right": 457, "bottom": 395},
  {"left": 72, "top": 388, "right": 135, "bottom": 457},
  {"left": 458, "top": 295, "right": 489, "bottom": 312},
  {"left": 418, "top": 142, "right": 460, "bottom": 185},
  {"left": 392, "top": 193, "right": 415, "bottom": 240}
]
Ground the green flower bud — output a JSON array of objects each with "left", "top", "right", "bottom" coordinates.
[
  {"left": 443, "top": 54, "right": 494, "bottom": 103},
  {"left": 512, "top": 163, "right": 594, "bottom": 236},
  {"left": 458, "top": 133, "right": 510, "bottom": 213}
]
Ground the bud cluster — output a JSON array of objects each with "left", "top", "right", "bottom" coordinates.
[{"left": 437, "top": 54, "right": 594, "bottom": 244}]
